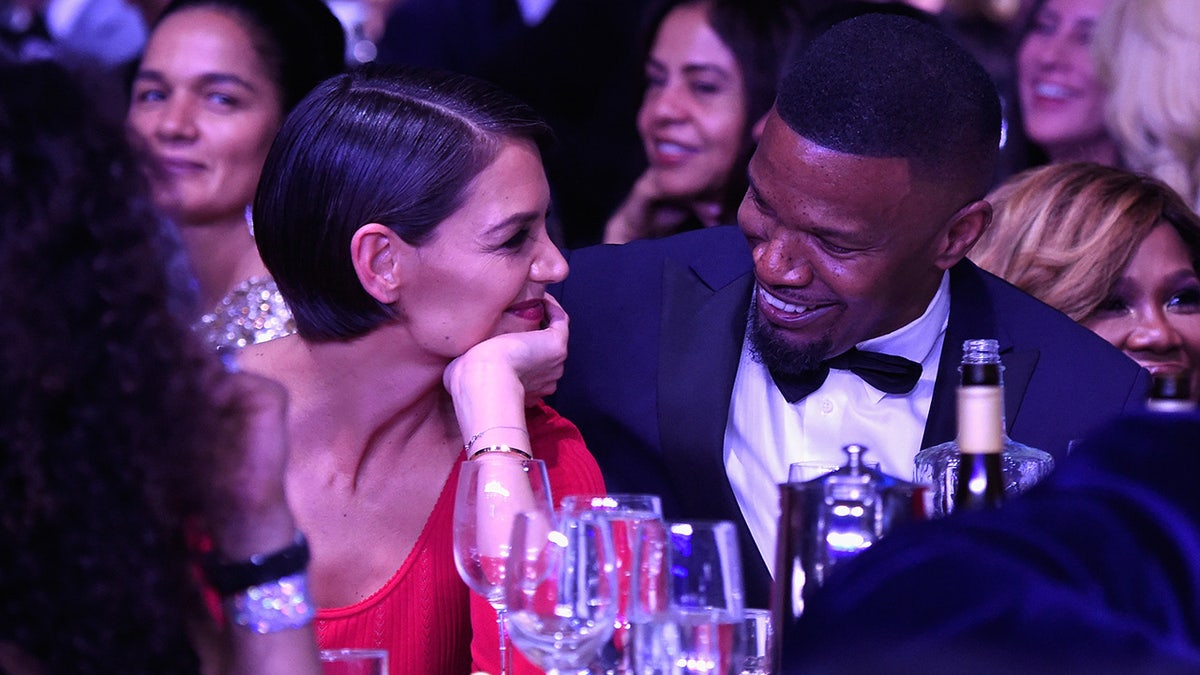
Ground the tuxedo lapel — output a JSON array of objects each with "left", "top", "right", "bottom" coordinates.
[
  {"left": 659, "top": 260, "right": 777, "bottom": 604},
  {"left": 921, "top": 262, "right": 1040, "bottom": 449},
  {"left": 658, "top": 259, "right": 752, "bottom": 519}
]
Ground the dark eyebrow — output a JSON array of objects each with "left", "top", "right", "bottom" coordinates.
[
  {"left": 1165, "top": 269, "right": 1200, "bottom": 286},
  {"left": 644, "top": 58, "right": 733, "bottom": 82},
  {"left": 133, "top": 70, "right": 259, "bottom": 93},
  {"left": 681, "top": 63, "right": 734, "bottom": 81},
  {"left": 746, "top": 169, "right": 863, "bottom": 243},
  {"left": 483, "top": 210, "right": 541, "bottom": 236},
  {"left": 745, "top": 172, "right": 773, "bottom": 214}
]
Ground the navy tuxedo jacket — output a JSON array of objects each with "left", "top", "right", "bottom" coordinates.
[{"left": 549, "top": 226, "right": 1149, "bottom": 608}]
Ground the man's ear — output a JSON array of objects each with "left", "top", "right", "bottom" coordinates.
[
  {"left": 935, "top": 199, "right": 992, "bottom": 270},
  {"left": 350, "top": 223, "right": 407, "bottom": 304}
]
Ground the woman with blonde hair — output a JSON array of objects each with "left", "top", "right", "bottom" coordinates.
[
  {"left": 1094, "top": 0, "right": 1200, "bottom": 212},
  {"left": 1014, "top": 0, "right": 1117, "bottom": 168},
  {"left": 971, "top": 161, "right": 1200, "bottom": 399}
]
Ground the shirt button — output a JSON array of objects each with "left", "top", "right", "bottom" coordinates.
[{"left": 821, "top": 398, "right": 833, "bottom": 414}]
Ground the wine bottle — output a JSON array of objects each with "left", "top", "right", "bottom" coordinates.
[
  {"left": 914, "top": 339, "right": 1055, "bottom": 516},
  {"left": 953, "top": 342, "right": 1005, "bottom": 510}
]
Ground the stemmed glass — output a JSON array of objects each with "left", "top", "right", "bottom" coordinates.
[
  {"left": 788, "top": 460, "right": 878, "bottom": 483},
  {"left": 560, "top": 494, "right": 664, "bottom": 674},
  {"left": 737, "top": 609, "right": 773, "bottom": 675},
  {"left": 631, "top": 520, "right": 746, "bottom": 675},
  {"left": 453, "top": 458, "right": 554, "bottom": 675},
  {"left": 504, "top": 508, "right": 619, "bottom": 674}
]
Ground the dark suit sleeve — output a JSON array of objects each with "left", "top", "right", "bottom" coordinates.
[{"left": 784, "top": 411, "right": 1200, "bottom": 675}]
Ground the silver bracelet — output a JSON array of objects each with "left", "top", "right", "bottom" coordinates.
[
  {"left": 229, "top": 572, "right": 316, "bottom": 634},
  {"left": 463, "top": 425, "right": 529, "bottom": 455},
  {"left": 467, "top": 444, "right": 533, "bottom": 461}
]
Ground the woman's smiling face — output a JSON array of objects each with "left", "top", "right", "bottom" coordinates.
[
  {"left": 1016, "top": 0, "right": 1110, "bottom": 158},
  {"left": 636, "top": 2, "right": 747, "bottom": 203},
  {"left": 1082, "top": 222, "right": 1200, "bottom": 401},
  {"left": 127, "top": 7, "right": 284, "bottom": 225},
  {"left": 395, "top": 138, "right": 568, "bottom": 358}
]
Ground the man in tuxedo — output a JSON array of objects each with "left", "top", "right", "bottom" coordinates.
[{"left": 548, "top": 13, "right": 1149, "bottom": 608}]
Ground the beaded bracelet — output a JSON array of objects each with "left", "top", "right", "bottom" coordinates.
[
  {"left": 463, "top": 425, "right": 529, "bottom": 455},
  {"left": 468, "top": 444, "right": 534, "bottom": 461},
  {"left": 230, "top": 572, "right": 316, "bottom": 634}
]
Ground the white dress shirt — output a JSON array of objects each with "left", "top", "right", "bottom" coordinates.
[{"left": 725, "top": 272, "right": 950, "bottom": 575}]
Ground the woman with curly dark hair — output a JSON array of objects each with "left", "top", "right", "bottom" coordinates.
[{"left": 0, "top": 57, "right": 321, "bottom": 674}]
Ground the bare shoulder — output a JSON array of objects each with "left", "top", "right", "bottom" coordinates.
[{"left": 238, "top": 334, "right": 306, "bottom": 381}]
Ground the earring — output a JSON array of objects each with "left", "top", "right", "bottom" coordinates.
[{"left": 244, "top": 204, "right": 255, "bottom": 238}]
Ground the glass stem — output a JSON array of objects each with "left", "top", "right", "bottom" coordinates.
[{"left": 497, "top": 607, "right": 511, "bottom": 675}]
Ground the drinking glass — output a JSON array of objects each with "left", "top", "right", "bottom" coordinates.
[
  {"left": 318, "top": 649, "right": 388, "bottom": 675},
  {"left": 560, "top": 494, "right": 664, "bottom": 674},
  {"left": 737, "top": 609, "right": 773, "bottom": 675},
  {"left": 504, "top": 509, "right": 619, "bottom": 674},
  {"left": 453, "top": 458, "right": 554, "bottom": 675},
  {"left": 787, "top": 462, "right": 841, "bottom": 483},
  {"left": 631, "top": 520, "right": 746, "bottom": 675},
  {"left": 788, "top": 461, "right": 878, "bottom": 483}
]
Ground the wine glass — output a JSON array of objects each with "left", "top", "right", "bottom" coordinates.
[
  {"left": 560, "top": 494, "right": 664, "bottom": 674},
  {"left": 453, "top": 457, "right": 554, "bottom": 675},
  {"left": 504, "top": 508, "right": 619, "bottom": 674},
  {"left": 788, "top": 460, "right": 878, "bottom": 483},
  {"left": 737, "top": 609, "right": 773, "bottom": 675},
  {"left": 318, "top": 648, "right": 388, "bottom": 675},
  {"left": 787, "top": 462, "right": 841, "bottom": 483},
  {"left": 630, "top": 520, "right": 746, "bottom": 675}
]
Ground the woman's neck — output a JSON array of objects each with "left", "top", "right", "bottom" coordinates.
[
  {"left": 177, "top": 216, "right": 269, "bottom": 312},
  {"left": 243, "top": 329, "right": 459, "bottom": 474},
  {"left": 1046, "top": 134, "right": 1121, "bottom": 167}
]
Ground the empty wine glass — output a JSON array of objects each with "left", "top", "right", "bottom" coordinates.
[
  {"left": 505, "top": 508, "right": 619, "bottom": 675},
  {"left": 631, "top": 520, "right": 746, "bottom": 675},
  {"left": 453, "top": 457, "right": 554, "bottom": 675},
  {"left": 561, "top": 494, "right": 664, "bottom": 674}
]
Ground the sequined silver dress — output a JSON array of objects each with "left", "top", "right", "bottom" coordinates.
[{"left": 196, "top": 275, "right": 296, "bottom": 351}]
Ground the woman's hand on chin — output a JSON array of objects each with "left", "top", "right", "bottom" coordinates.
[{"left": 444, "top": 295, "right": 569, "bottom": 411}]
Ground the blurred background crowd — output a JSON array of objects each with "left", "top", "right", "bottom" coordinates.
[
  {"left": 4, "top": 0, "right": 1200, "bottom": 673},
  {"left": 9, "top": 0, "right": 1198, "bottom": 247}
]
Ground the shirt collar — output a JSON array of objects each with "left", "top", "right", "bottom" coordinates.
[{"left": 858, "top": 271, "right": 950, "bottom": 384}]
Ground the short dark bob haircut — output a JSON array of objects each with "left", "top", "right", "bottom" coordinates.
[{"left": 254, "top": 64, "right": 554, "bottom": 341}]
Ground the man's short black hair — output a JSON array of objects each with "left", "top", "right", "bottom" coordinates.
[{"left": 777, "top": 12, "right": 1001, "bottom": 199}]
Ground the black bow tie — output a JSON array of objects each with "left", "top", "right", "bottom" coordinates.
[{"left": 770, "top": 348, "right": 922, "bottom": 403}]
